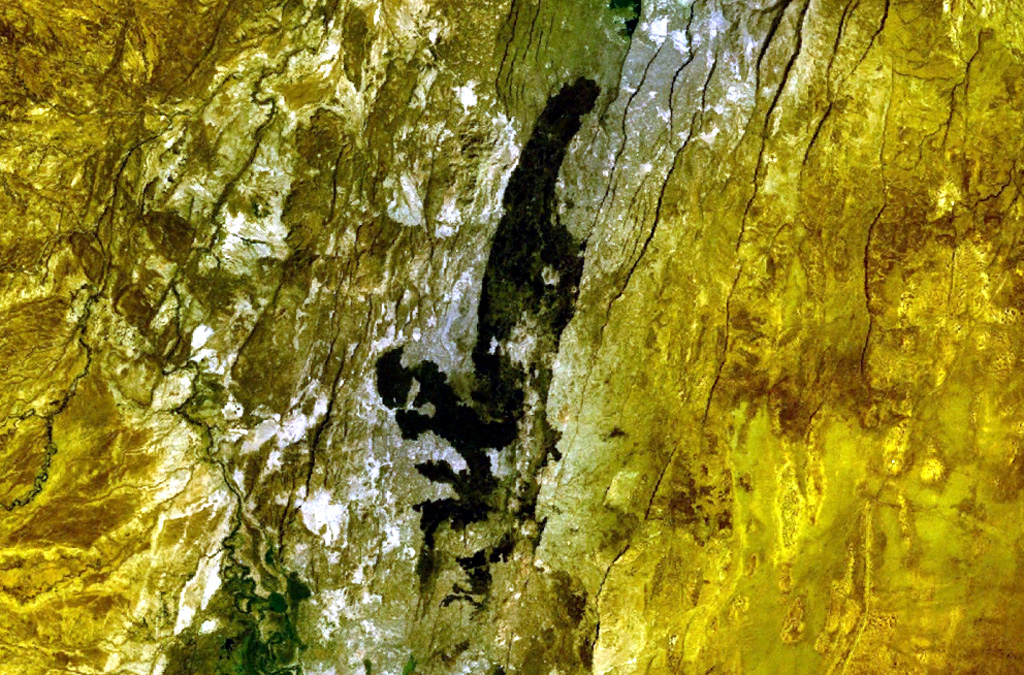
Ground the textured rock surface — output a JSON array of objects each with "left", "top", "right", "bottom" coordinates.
[{"left": 2, "top": 0, "right": 1024, "bottom": 673}]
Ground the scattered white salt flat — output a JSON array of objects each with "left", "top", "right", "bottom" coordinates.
[
  {"left": 221, "top": 202, "right": 291, "bottom": 260},
  {"left": 190, "top": 324, "right": 214, "bottom": 350},
  {"left": 386, "top": 172, "right": 425, "bottom": 226},
  {"left": 301, "top": 488, "right": 348, "bottom": 545},
  {"left": 382, "top": 522, "right": 404, "bottom": 553},
  {"left": 237, "top": 398, "right": 326, "bottom": 457},
  {"left": 471, "top": 112, "right": 520, "bottom": 222},
  {"left": 648, "top": 17, "right": 669, "bottom": 44},
  {"left": 437, "top": 190, "right": 461, "bottom": 224},
  {"left": 172, "top": 550, "right": 224, "bottom": 635},
  {"left": 192, "top": 346, "right": 229, "bottom": 375},
  {"left": 151, "top": 369, "right": 195, "bottom": 411},
  {"left": 457, "top": 81, "right": 478, "bottom": 109},
  {"left": 701, "top": 126, "right": 721, "bottom": 144},
  {"left": 671, "top": 29, "right": 690, "bottom": 54}
]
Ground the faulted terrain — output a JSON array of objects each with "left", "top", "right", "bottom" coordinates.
[{"left": 1, "top": 0, "right": 1024, "bottom": 673}]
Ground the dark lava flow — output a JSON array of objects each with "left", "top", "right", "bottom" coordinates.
[{"left": 376, "top": 77, "right": 600, "bottom": 607}]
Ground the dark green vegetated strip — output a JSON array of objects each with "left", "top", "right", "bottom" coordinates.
[
  {"left": 2, "top": 295, "right": 97, "bottom": 512},
  {"left": 163, "top": 547, "right": 312, "bottom": 673},
  {"left": 163, "top": 446, "right": 314, "bottom": 675}
]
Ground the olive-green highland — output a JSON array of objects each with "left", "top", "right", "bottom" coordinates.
[{"left": 1, "top": 0, "right": 1023, "bottom": 673}]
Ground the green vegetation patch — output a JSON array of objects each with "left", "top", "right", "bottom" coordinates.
[{"left": 163, "top": 526, "right": 313, "bottom": 675}]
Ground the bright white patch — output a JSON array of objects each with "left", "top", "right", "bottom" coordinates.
[
  {"left": 504, "top": 318, "right": 540, "bottom": 367},
  {"left": 174, "top": 604, "right": 195, "bottom": 636},
  {"left": 266, "top": 448, "right": 284, "bottom": 472},
  {"left": 192, "top": 348, "right": 228, "bottom": 375},
  {"left": 371, "top": 323, "right": 398, "bottom": 355},
  {"left": 200, "top": 552, "right": 223, "bottom": 609},
  {"left": 382, "top": 522, "right": 403, "bottom": 553},
  {"left": 726, "top": 84, "right": 751, "bottom": 104},
  {"left": 223, "top": 398, "right": 244, "bottom": 420},
  {"left": 457, "top": 82, "right": 478, "bottom": 109},
  {"left": 191, "top": 325, "right": 214, "bottom": 350},
  {"left": 487, "top": 447, "right": 506, "bottom": 478},
  {"left": 200, "top": 619, "right": 219, "bottom": 634},
  {"left": 308, "top": 668, "right": 338, "bottom": 675},
  {"left": 387, "top": 173, "right": 425, "bottom": 226},
  {"left": 437, "top": 192, "right": 461, "bottom": 224},
  {"left": 707, "top": 9, "right": 724, "bottom": 38},
  {"left": 448, "top": 268, "right": 477, "bottom": 303},
  {"left": 648, "top": 17, "right": 669, "bottom": 44},
  {"left": 173, "top": 551, "right": 223, "bottom": 635},
  {"left": 701, "top": 127, "right": 721, "bottom": 144},
  {"left": 249, "top": 407, "right": 319, "bottom": 450},
  {"left": 670, "top": 29, "right": 689, "bottom": 54},
  {"left": 222, "top": 207, "right": 291, "bottom": 261},
  {"left": 411, "top": 68, "right": 439, "bottom": 108},
  {"left": 152, "top": 369, "right": 195, "bottom": 410},
  {"left": 311, "top": 33, "right": 342, "bottom": 77},
  {"left": 317, "top": 588, "right": 350, "bottom": 640},
  {"left": 301, "top": 489, "right": 348, "bottom": 545},
  {"left": 419, "top": 436, "right": 468, "bottom": 475}
]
